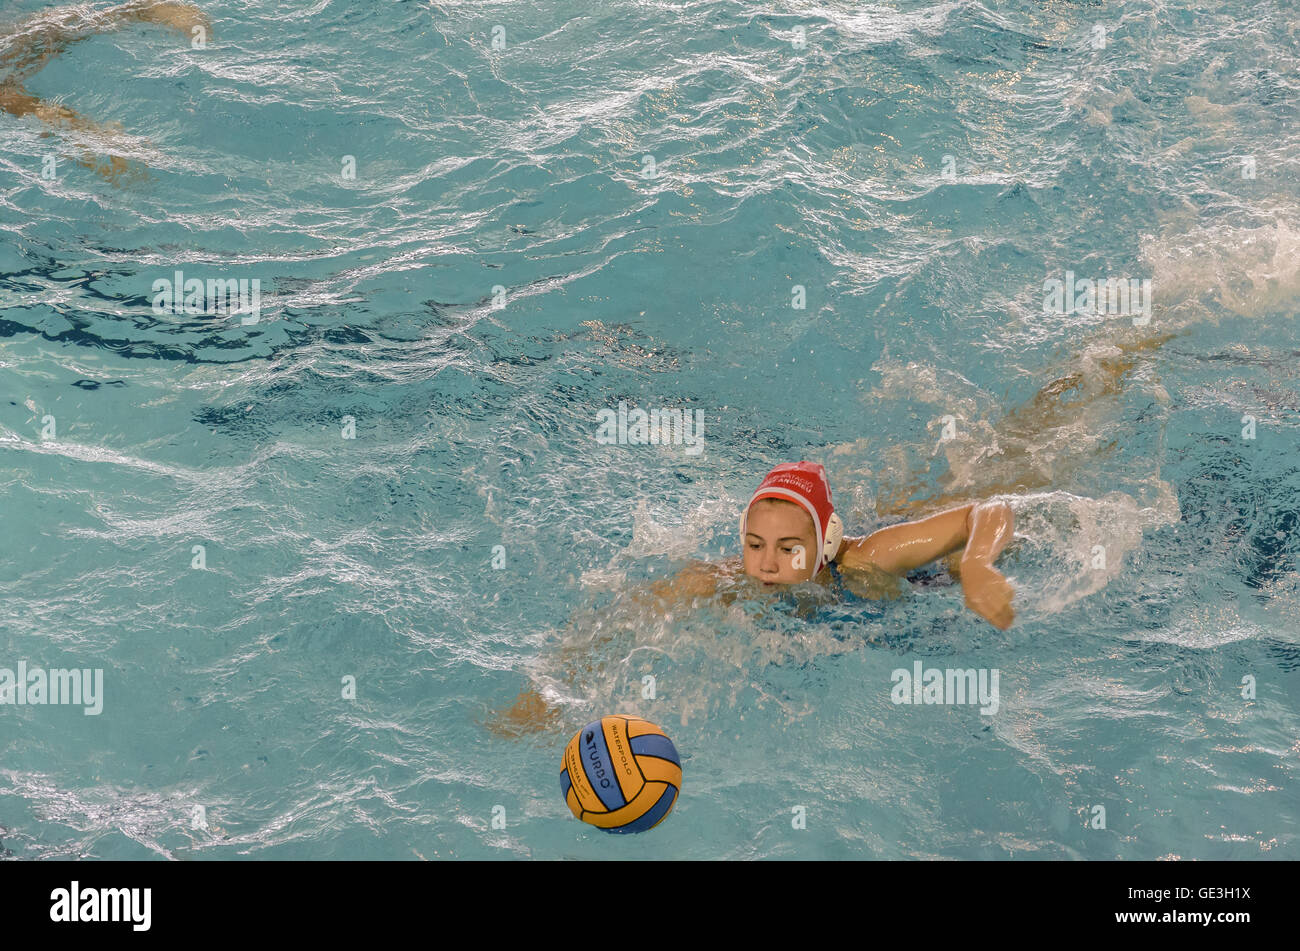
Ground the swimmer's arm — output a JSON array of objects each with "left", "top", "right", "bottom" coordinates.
[
  {"left": 837, "top": 503, "right": 981, "bottom": 576},
  {"left": 955, "top": 502, "right": 1015, "bottom": 629},
  {"left": 485, "top": 560, "right": 730, "bottom": 738},
  {"left": 549, "top": 561, "right": 725, "bottom": 667},
  {"left": 0, "top": 84, "right": 106, "bottom": 133},
  {"left": 959, "top": 500, "right": 1015, "bottom": 573},
  {"left": 838, "top": 501, "right": 1016, "bottom": 628},
  {"left": 0, "top": 8, "right": 111, "bottom": 78},
  {"left": 1, "top": 2, "right": 207, "bottom": 78},
  {"left": 0, "top": 85, "right": 135, "bottom": 181},
  {"left": 0, "top": 2, "right": 209, "bottom": 182}
]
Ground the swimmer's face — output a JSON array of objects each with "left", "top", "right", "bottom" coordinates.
[{"left": 742, "top": 499, "right": 818, "bottom": 585}]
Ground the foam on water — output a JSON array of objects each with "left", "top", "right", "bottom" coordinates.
[
  {"left": 999, "top": 486, "right": 1180, "bottom": 617},
  {"left": 1144, "top": 218, "right": 1300, "bottom": 326}
]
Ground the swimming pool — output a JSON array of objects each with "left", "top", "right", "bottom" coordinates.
[{"left": 1, "top": 0, "right": 1297, "bottom": 859}]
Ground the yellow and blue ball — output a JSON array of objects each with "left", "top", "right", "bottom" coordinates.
[{"left": 560, "top": 715, "right": 682, "bottom": 834}]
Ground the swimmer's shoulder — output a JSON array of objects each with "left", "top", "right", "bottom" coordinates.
[
  {"left": 830, "top": 536, "right": 906, "bottom": 599},
  {"left": 832, "top": 533, "right": 885, "bottom": 573}
]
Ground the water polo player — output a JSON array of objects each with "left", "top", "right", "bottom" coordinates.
[
  {"left": 488, "top": 460, "right": 1016, "bottom": 737},
  {"left": 489, "top": 329, "right": 1177, "bottom": 736},
  {"left": 739, "top": 461, "right": 1014, "bottom": 625},
  {"left": 623, "top": 460, "right": 1015, "bottom": 627},
  {"left": 0, "top": 1, "right": 209, "bottom": 180}
]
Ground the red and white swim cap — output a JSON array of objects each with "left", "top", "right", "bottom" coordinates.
[{"left": 739, "top": 461, "right": 844, "bottom": 574}]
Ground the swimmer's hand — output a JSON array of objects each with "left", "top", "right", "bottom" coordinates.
[
  {"left": 485, "top": 686, "right": 561, "bottom": 738},
  {"left": 959, "top": 559, "right": 1015, "bottom": 630}
]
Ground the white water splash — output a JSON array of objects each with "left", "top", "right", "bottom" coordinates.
[
  {"left": 1143, "top": 218, "right": 1300, "bottom": 327},
  {"left": 998, "top": 484, "right": 1180, "bottom": 617}
]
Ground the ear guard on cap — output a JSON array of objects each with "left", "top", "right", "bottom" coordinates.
[
  {"left": 740, "top": 508, "right": 845, "bottom": 571},
  {"left": 822, "top": 511, "right": 844, "bottom": 567}
]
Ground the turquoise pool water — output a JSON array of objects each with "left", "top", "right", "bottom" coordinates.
[{"left": 1, "top": 0, "right": 1298, "bottom": 859}]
